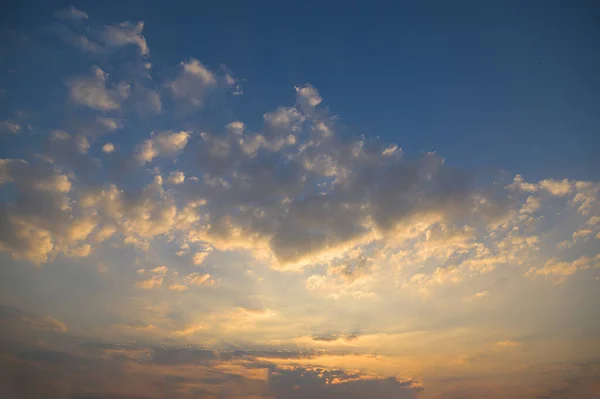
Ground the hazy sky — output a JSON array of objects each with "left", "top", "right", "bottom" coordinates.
[{"left": 0, "top": 2, "right": 599, "bottom": 398}]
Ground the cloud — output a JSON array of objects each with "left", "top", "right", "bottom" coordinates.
[
  {"left": 172, "top": 324, "right": 204, "bottom": 335},
  {"left": 136, "top": 266, "right": 168, "bottom": 289},
  {"left": 168, "top": 171, "right": 185, "bottom": 184},
  {"left": 0, "top": 159, "right": 95, "bottom": 264},
  {"left": 168, "top": 283, "right": 189, "bottom": 292},
  {"left": 135, "top": 131, "right": 190, "bottom": 164},
  {"left": 192, "top": 245, "right": 213, "bottom": 265},
  {"left": 51, "top": 22, "right": 103, "bottom": 53},
  {"left": 185, "top": 272, "right": 212, "bottom": 286},
  {"left": 525, "top": 255, "right": 598, "bottom": 283},
  {"left": 102, "top": 142, "right": 115, "bottom": 153},
  {"left": 68, "top": 67, "right": 127, "bottom": 111},
  {"left": 539, "top": 179, "right": 572, "bottom": 196},
  {"left": 96, "top": 117, "right": 120, "bottom": 131},
  {"left": 54, "top": 6, "right": 88, "bottom": 22},
  {"left": 0, "top": 120, "right": 21, "bottom": 134},
  {"left": 295, "top": 83, "right": 323, "bottom": 110},
  {"left": 169, "top": 59, "right": 225, "bottom": 107},
  {"left": 101, "top": 21, "right": 149, "bottom": 55},
  {"left": 269, "top": 366, "right": 422, "bottom": 399},
  {"left": 80, "top": 175, "right": 177, "bottom": 249}
]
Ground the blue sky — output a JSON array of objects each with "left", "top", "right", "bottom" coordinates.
[
  {"left": 3, "top": 0, "right": 599, "bottom": 179},
  {"left": 0, "top": 2, "right": 599, "bottom": 399}
]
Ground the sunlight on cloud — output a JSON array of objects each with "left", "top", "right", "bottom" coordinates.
[{"left": 0, "top": 6, "right": 599, "bottom": 399}]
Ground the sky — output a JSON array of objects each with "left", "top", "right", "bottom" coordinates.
[{"left": 0, "top": 1, "right": 599, "bottom": 398}]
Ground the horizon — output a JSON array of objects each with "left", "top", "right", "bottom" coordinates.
[{"left": 1, "top": 2, "right": 599, "bottom": 398}]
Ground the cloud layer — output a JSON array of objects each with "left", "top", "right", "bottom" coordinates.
[{"left": 0, "top": 6, "right": 599, "bottom": 399}]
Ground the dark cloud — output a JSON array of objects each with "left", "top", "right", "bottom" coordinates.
[
  {"left": 269, "top": 366, "right": 422, "bottom": 399},
  {"left": 0, "top": 306, "right": 421, "bottom": 399}
]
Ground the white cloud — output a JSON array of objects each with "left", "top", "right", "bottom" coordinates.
[
  {"left": 54, "top": 6, "right": 88, "bottom": 22},
  {"left": 295, "top": 83, "right": 322, "bottom": 111},
  {"left": 525, "top": 256, "right": 597, "bottom": 283},
  {"left": 136, "top": 265, "right": 168, "bottom": 289},
  {"left": 135, "top": 131, "right": 190, "bottom": 164},
  {"left": 102, "top": 143, "right": 115, "bottom": 153},
  {"left": 101, "top": 21, "right": 149, "bottom": 55},
  {"left": 136, "top": 274, "right": 164, "bottom": 289},
  {"left": 539, "top": 179, "right": 572, "bottom": 196},
  {"left": 168, "top": 283, "right": 188, "bottom": 292},
  {"left": 0, "top": 120, "right": 21, "bottom": 134},
  {"left": 97, "top": 117, "right": 120, "bottom": 131},
  {"left": 0, "top": 159, "right": 95, "bottom": 264},
  {"left": 185, "top": 272, "right": 212, "bottom": 286},
  {"left": 169, "top": 59, "right": 217, "bottom": 107},
  {"left": 68, "top": 67, "right": 123, "bottom": 111},
  {"left": 192, "top": 252, "right": 210, "bottom": 266},
  {"left": 172, "top": 324, "right": 204, "bottom": 335},
  {"left": 167, "top": 171, "right": 185, "bottom": 185}
]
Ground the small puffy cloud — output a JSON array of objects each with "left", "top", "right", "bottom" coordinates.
[
  {"left": 506, "top": 174, "right": 537, "bottom": 192},
  {"left": 136, "top": 275, "right": 165, "bottom": 290},
  {"left": 0, "top": 159, "right": 96, "bottom": 265},
  {"left": 75, "top": 135, "right": 90, "bottom": 154},
  {"left": 192, "top": 245, "right": 213, "bottom": 266},
  {"left": 101, "top": 21, "right": 149, "bottom": 55},
  {"left": 185, "top": 272, "right": 212, "bottom": 286},
  {"left": 295, "top": 83, "right": 322, "bottom": 111},
  {"left": 135, "top": 131, "right": 190, "bottom": 164},
  {"left": 525, "top": 256, "right": 596, "bottom": 283},
  {"left": 0, "top": 120, "right": 21, "bottom": 134},
  {"left": 136, "top": 266, "right": 168, "bottom": 289},
  {"left": 68, "top": 67, "right": 124, "bottom": 111},
  {"left": 539, "top": 179, "right": 572, "bottom": 196},
  {"left": 169, "top": 59, "right": 217, "bottom": 107},
  {"left": 96, "top": 117, "right": 120, "bottom": 131},
  {"left": 102, "top": 142, "right": 115, "bottom": 153},
  {"left": 172, "top": 324, "right": 204, "bottom": 336},
  {"left": 80, "top": 177, "right": 177, "bottom": 248},
  {"left": 151, "top": 265, "right": 169, "bottom": 274},
  {"left": 167, "top": 171, "right": 185, "bottom": 184},
  {"left": 520, "top": 196, "right": 541, "bottom": 214},
  {"left": 54, "top": 6, "right": 88, "bottom": 22},
  {"left": 168, "top": 283, "right": 188, "bottom": 292}
]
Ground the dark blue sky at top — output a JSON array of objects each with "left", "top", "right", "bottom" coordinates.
[{"left": 1, "top": 0, "right": 599, "bottom": 181}]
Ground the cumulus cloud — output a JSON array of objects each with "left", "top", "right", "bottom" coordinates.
[
  {"left": 0, "top": 159, "right": 94, "bottom": 264},
  {"left": 192, "top": 244, "right": 213, "bottom": 265},
  {"left": 168, "top": 283, "right": 189, "bottom": 292},
  {"left": 101, "top": 21, "right": 149, "bottom": 55},
  {"left": 168, "top": 58, "right": 236, "bottom": 107},
  {"left": 80, "top": 175, "right": 177, "bottom": 249},
  {"left": 539, "top": 179, "right": 572, "bottom": 196},
  {"left": 0, "top": 120, "right": 21, "bottom": 134},
  {"left": 525, "top": 255, "right": 599, "bottom": 283},
  {"left": 135, "top": 131, "right": 190, "bottom": 164},
  {"left": 96, "top": 117, "right": 120, "bottom": 131},
  {"left": 102, "top": 142, "right": 115, "bottom": 153},
  {"left": 136, "top": 265, "right": 168, "bottom": 289},
  {"left": 168, "top": 170, "right": 185, "bottom": 184},
  {"left": 68, "top": 67, "right": 126, "bottom": 111},
  {"left": 185, "top": 272, "right": 212, "bottom": 286}
]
